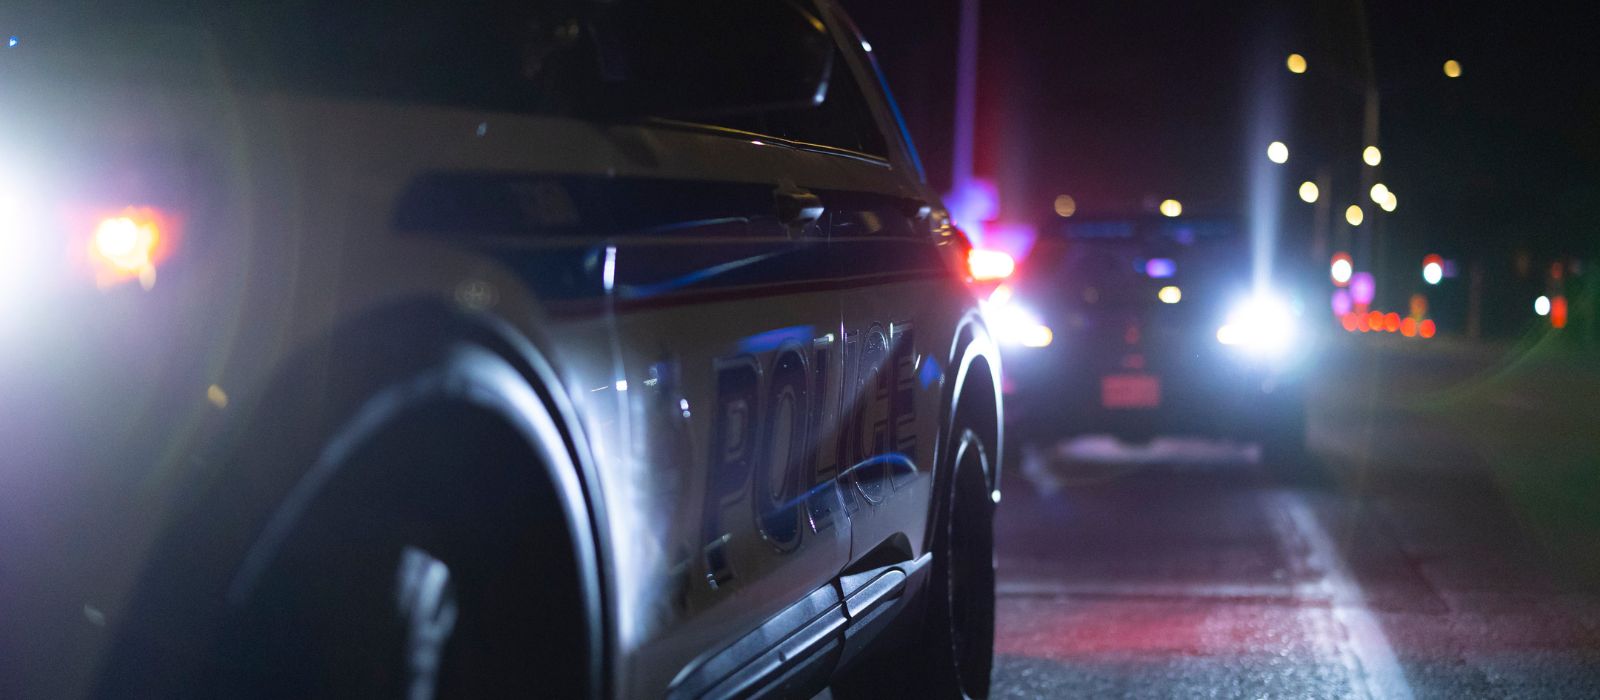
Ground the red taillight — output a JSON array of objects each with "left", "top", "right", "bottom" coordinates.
[{"left": 967, "top": 248, "right": 1015, "bottom": 282}]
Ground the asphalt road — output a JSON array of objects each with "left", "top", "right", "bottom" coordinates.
[{"left": 990, "top": 335, "right": 1600, "bottom": 699}]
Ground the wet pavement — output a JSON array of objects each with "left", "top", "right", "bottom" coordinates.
[{"left": 990, "top": 337, "right": 1600, "bottom": 698}]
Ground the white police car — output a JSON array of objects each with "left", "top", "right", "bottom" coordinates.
[{"left": 0, "top": 1, "right": 1003, "bottom": 698}]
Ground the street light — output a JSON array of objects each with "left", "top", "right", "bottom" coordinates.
[
  {"left": 1380, "top": 191, "right": 1397, "bottom": 212},
  {"left": 1363, "top": 146, "right": 1382, "bottom": 166},
  {"left": 1286, "top": 53, "right": 1307, "bottom": 74},
  {"left": 1298, "top": 181, "right": 1319, "bottom": 203},
  {"left": 1370, "top": 183, "right": 1389, "bottom": 204},
  {"left": 1159, "top": 199, "right": 1182, "bottom": 217},
  {"left": 1267, "top": 141, "right": 1289, "bottom": 164},
  {"left": 1345, "top": 205, "right": 1364, "bottom": 226},
  {"left": 1443, "top": 59, "right": 1462, "bottom": 78},
  {"left": 1053, "top": 194, "right": 1077, "bottom": 218}
]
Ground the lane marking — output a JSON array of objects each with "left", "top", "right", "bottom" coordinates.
[{"left": 1268, "top": 490, "right": 1415, "bottom": 700}]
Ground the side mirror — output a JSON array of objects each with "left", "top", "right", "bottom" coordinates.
[{"left": 584, "top": 0, "right": 836, "bottom": 120}]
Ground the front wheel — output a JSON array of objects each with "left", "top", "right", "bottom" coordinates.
[{"left": 205, "top": 405, "right": 587, "bottom": 699}]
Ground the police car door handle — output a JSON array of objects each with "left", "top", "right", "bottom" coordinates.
[{"left": 774, "top": 186, "right": 825, "bottom": 226}]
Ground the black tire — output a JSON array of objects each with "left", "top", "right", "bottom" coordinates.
[
  {"left": 205, "top": 404, "right": 586, "bottom": 699},
  {"left": 837, "top": 429, "right": 996, "bottom": 699}
]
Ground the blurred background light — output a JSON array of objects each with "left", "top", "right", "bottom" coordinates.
[
  {"left": 1534, "top": 295, "right": 1551, "bottom": 316},
  {"left": 1331, "top": 288, "right": 1352, "bottom": 315},
  {"left": 1053, "top": 194, "right": 1077, "bottom": 218},
  {"left": 1145, "top": 257, "right": 1176, "bottom": 278},
  {"left": 1423, "top": 261, "right": 1443, "bottom": 285},
  {"left": 1298, "top": 181, "right": 1319, "bottom": 203},
  {"left": 1286, "top": 53, "right": 1307, "bottom": 74},
  {"left": 1363, "top": 145, "right": 1382, "bottom": 166},
  {"left": 1158, "top": 285, "right": 1182, "bottom": 304},
  {"left": 1370, "top": 183, "right": 1390, "bottom": 204},
  {"left": 1350, "top": 272, "right": 1375, "bottom": 306},
  {"left": 1330, "top": 253, "right": 1353, "bottom": 286},
  {"left": 1159, "top": 199, "right": 1182, "bottom": 217},
  {"left": 1267, "top": 141, "right": 1289, "bottom": 164},
  {"left": 1345, "top": 205, "right": 1364, "bottom": 226},
  {"left": 1443, "top": 59, "right": 1463, "bottom": 78},
  {"left": 1380, "top": 191, "right": 1397, "bottom": 212}
]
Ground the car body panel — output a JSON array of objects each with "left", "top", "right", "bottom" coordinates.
[{"left": 0, "top": 2, "right": 1000, "bottom": 697}]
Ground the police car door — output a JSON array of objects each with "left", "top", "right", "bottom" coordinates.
[
  {"left": 600, "top": 5, "right": 860, "bottom": 694},
  {"left": 821, "top": 32, "right": 948, "bottom": 573}
]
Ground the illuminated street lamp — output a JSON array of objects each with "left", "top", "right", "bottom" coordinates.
[
  {"left": 1267, "top": 141, "right": 1289, "bottom": 164},
  {"left": 1298, "top": 181, "right": 1319, "bottom": 203},
  {"left": 1379, "top": 191, "right": 1397, "bottom": 212},
  {"left": 1345, "top": 205, "right": 1364, "bottom": 226},
  {"left": 1286, "top": 53, "right": 1307, "bottom": 74},
  {"left": 1363, "top": 146, "right": 1382, "bottom": 166},
  {"left": 1443, "top": 59, "right": 1462, "bottom": 78},
  {"left": 1370, "top": 183, "right": 1390, "bottom": 204},
  {"left": 1159, "top": 199, "right": 1182, "bottom": 218}
]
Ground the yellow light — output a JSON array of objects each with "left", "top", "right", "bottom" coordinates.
[
  {"left": 1380, "top": 191, "right": 1397, "bottom": 212},
  {"left": 1370, "top": 183, "right": 1390, "bottom": 203},
  {"left": 206, "top": 384, "right": 229, "bottom": 409},
  {"left": 1053, "top": 194, "right": 1077, "bottom": 218},
  {"left": 1345, "top": 205, "right": 1365, "bottom": 226},
  {"left": 1159, "top": 199, "right": 1182, "bottom": 218},
  {"left": 967, "top": 248, "right": 1015, "bottom": 281},
  {"left": 1019, "top": 324, "right": 1054, "bottom": 348},
  {"left": 1286, "top": 53, "right": 1307, "bottom": 74},
  {"left": 1298, "top": 181, "right": 1319, "bottom": 203},
  {"left": 1363, "top": 145, "right": 1382, "bottom": 166},
  {"left": 93, "top": 216, "right": 158, "bottom": 272},
  {"left": 1158, "top": 285, "right": 1182, "bottom": 304},
  {"left": 1443, "top": 59, "right": 1462, "bottom": 78},
  {"left": 1267, "top": 141, "right": 1289, "bottom": 164}
]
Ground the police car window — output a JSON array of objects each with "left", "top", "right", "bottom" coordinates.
[
  {"left": 710, "top": 48, "right": 890, "bottom": 156},
  {"left": 4, "top": 1, "right": 596, "bottom": 115}
]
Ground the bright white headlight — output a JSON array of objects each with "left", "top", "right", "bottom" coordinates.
[{"left": 1216, "top": 294, "right": 1297, "bottom": 356}]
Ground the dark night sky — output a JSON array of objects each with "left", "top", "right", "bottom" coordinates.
[{"left": 846, "top": 1, "right": 1600, "bottom": 262}]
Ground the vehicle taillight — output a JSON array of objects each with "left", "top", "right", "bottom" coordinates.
[{"left": 967, "top": 248, "right": 1015, "bottom": 282}]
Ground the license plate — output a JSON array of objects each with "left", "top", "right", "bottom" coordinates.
[{"left": 1101, "top": 374, "right": 1160, "bottom": 409}]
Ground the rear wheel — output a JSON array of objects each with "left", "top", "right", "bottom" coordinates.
[
  {"left": 836, "top": 429, "right": 996, "bottom": 699},
  {"left": 205, "top": 405, "right": 587, "bottom": 699}
]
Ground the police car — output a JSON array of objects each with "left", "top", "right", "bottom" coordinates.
[
  {"left": 996, "top": 214, "right": 1313, "bottom": 467},
  {"left": 0, "top": 2, "right": 1003, "bottom": 698}
]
